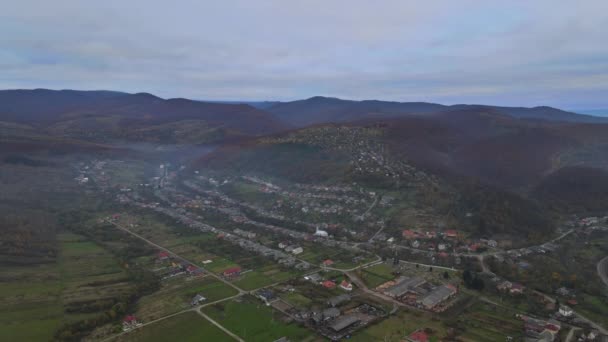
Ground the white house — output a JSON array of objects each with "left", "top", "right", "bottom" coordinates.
[
  {"left": 558, "top": 305, "right": 573, "bottom": 317},
  {"left": 291, "top": 247, "right": 304, "bottom": 255},
  {"left": 314, "top": 227, "right": 329, "bottom": 237}
]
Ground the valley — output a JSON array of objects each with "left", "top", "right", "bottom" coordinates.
[{"left": 1, "top": 90, "right": 607, "bottom": 341}]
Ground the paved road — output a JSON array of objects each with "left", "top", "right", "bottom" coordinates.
[{"left": 597, "top": 255, "right": 608, "bottom": 289}]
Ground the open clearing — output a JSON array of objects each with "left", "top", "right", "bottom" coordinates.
[
  {"left": 114, "top": 311, "right": 234, "bottom": 342},
  {"left": 202, "top": 296, "right": 317, "bottom": 342}
]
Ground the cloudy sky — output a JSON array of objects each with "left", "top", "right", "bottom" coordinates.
[{"left": 2, "top": 1, "right": 607, "bottom": 109}]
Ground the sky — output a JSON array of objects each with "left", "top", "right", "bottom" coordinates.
[{"left": 2, "top": 1, "right": 607, "bottom": 110}]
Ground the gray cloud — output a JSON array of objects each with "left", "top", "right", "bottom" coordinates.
[{"left": 1, "top": 0, "right": 607, "bottom": 109}]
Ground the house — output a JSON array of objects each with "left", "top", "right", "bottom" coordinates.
[
  {"left": 122, "top": 315, "right": 140, "bottom": 331},
  {"left": 222, "top": 267, "right": 242, "bottom": 278},
  {"left": 407, "top": 329, "right": 429, "bottom": 342},
  {"left": 387, "top": 237, "right": 395, "bottom": 244},
  {"left": 278, "top": 242, "right": 288, "bottom": 249},
  {"left": 411, "top": 240, "right": 421, "bottom": 248},
  {"left": 497, "top": 280, "right": 513, "bottom": 291},
  {"left": 402, "top": 229, "right": 418, "bottom": 239},
  {"left": 322, "top": 280, "right": 336, "bottom": 289},
  {"left": 487, "top": 240, "right": 498, "bottom": 247},
  {"left": 328, "top": 294, "right": 351, "bottom": 307},
  {"left": 191, "top": 294, "right": 206, "bottom": 306},
  {"left": 322, "top": 307, "right": 340, "bottom": 320},
  {"left": 186, "top": 265, "right": 201, "bottom": 275},
  {"left": 437, "top": 243, "right": 446, "bottom": 251},
  {"left": 257, "top": 289, "right": 275, "bottom": 304},
  {"left": 339, "top": 280, "right": 353, "bottom": 291},
  {"left": 545, "top": 319, "right": 561, "bottom": 332},
  {"left": 291, "top": 247, "right": 303, "bottom": 255},
  {"left": 566, "top": 299, "right": 578, "bottom": 306},
  {"left": 305, "top": 273, "right": 322, "bottom": 283},
  {"left": 383, "top": 277, "right": 426, "bottom": 298},
  {"left": 556, "top": 287, "right": 570, "bottom": 296},
  {"left": 419, "top": 285, "right": 457, "bottom": 309},
  {"left": 157, "top": 251, "right": 170, "bottom": 261},
  {"left": 445, "top": 230, "right": 458, "bottom": 238},
  {"left": 329, "top": 314, "right": 360, "bottom": 333},
  {"left": 509, "top": 283, "right": 525, "bottom": 294},
  {"left": 558, "top": 305, "right": 573, "bottom": 317},
  {"left": 438, "top": 252, "right": 449, "bottom": 258},
  {"left": 322, "top": 259, "right": 334, "bottom": 267},
  {"left": 314, "top": 227, "right": 329, "bottom": 237}
]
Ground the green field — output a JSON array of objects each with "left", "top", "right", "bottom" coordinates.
[
  {"left": 203, "top": 296, "right": 316, "bottom": 342},
  {"left": 233, "top": 267, "right": 297, "bottom": 291},
  {"left": 457, "top": 301, "right": 523, "bottom": 341},
  {"left": 115, "top": 312, "right": 234, "bottom": 342},
  {"left": 0, "top": 232, "right": 134, "bottom": 341},
  {"left": 351, "top": 308, "right": 447, "bottom": 342},
  {"left": 360, "top": 263, "right": 396, "bottom": 288},
  {"left": 135, "top": 276, "right": 238, "bottom": 321}
]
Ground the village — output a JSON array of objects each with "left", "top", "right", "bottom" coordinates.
[{"left": 68, "top": 157, "right": 608, "bottom": 342}]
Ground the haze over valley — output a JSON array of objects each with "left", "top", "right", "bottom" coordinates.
[{"left": 1, "top": 1, "right": 608, "bottom": 342}]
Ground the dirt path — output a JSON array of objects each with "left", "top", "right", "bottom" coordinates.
[
  {"left": 107, "top": 220, "right": 245, "bottom": 295},
  {"left": 196, "top": 309, "right": 244, "bottom": 342}
]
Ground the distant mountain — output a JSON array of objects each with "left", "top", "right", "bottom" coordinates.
[
  {"left": 574, "top": 109, "right": 608, "bottom": 117},
  {"left": 0, "top": 89, "right": 287, "bottom": 143},
  {"left": 265, "top": 96, "right": 608, "bottom": 127}
]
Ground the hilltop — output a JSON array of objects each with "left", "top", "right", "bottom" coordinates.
[
  {"left": 265, "top": 96, "right": 608, "bottom": 127},
  {"left": 0, "top": 89, "right": 287, "bottom": 144},
  {"left": 199, "top": 108, "right": 608, "bottom": 239}
]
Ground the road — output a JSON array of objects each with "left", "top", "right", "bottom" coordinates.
[
  {"left": 106, "top": 220, "right": 245, "bottom": 295},
  {"left": 565, "top": 327, "right": 579, "bottom": 342},
  {"left": 196, "top": 309, "right": 244, "bottom": 342},
  {"left": 102, "top": 221, "right": 249, "bottom": 341},
  {"left": 597, "top": 255, "right": 608, "bottom": 289},
  {"left": 344, "top": 271, "right": 417, "bottom": 310},
  {"left": 395, "top": 229, "right": 574, "bottom": 260},
  {"left": 101, "top": 293, "right": 243, "bottom": 342},
  {"left": 532, "top": 290, "right": 607, "bottom": 335}
]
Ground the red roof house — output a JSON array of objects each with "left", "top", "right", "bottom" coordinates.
[
  {"left": 322, "top": 259, "right": 334, "bottom": 266},
  {"left": 408, "top": 330, "right": 429, "bottom": 342},
  {"left": 445, "top": 230, "right": 458, "bottom": 238},
  {"left": 339, "top": 280, "right": 353, "bottom": 291},
  {"left": 157, "top": 251, "right": 170, "bottom": 260},
  {"left": 222, "top": 267, "right": 242, "bottom": 277},
  {"left": 123, "top": 315, "right": 137, "bottom": 323},
  {"left": 402, "top": 229, "right": 418, "bottom": 239},
  {"left": 322, "top": 280, "right": 336, "bottom": 289}
]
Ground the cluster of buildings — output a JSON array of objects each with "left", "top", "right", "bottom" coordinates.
[
  {"left": 122, "top": 315, "right": 141, "bottom": 332},
  {"left": 153, "top": 251, "right": 204, "bottom": 280},
  {"left": 303, "top": 273, "right": 354, "bottom": 292},
  {"left": 519, "top": 314, "right": 561, "bottom": 341},
  {"left": 292, "top": 298, "right": 383, "bottom": 341},
  {"left": 401, "top": 228, "right": 499, "bottom": 254},
  {"left": 378, "top": 276, "right": 457, "bottom": 311},
  {"left": 496, "top": 280, "right": 526, "bottom": 295}
]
